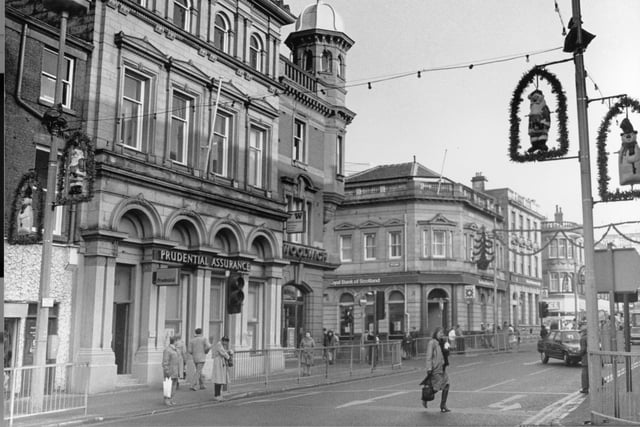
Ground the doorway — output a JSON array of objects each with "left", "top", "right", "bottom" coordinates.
[
  {"left": 113, "top": 264, "right": 133, "bottom": 375},
  {"left": 281, "top": 285, "right": 305, "bottom": 348},
  {"left": 427, "top": 288, "right": 449, "bottom": 335}
]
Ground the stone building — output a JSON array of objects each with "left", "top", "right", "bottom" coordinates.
[
  {"left": 4, "top": 0, "right": 353, "bottom": 393},
  {"left": 324, "top": 162, "right": 506, "bottom": 340}
]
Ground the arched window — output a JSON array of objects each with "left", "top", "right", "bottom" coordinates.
[
  {"left": 173, "top": 0, "right": 191, "bottom": 31},
  {"left": 388, "top": 291, "right": 405, "bottom": 337},
  {"left": 303, "top": 50, "right": 313, "bottom": 72},
  {"left": 337, "top": 55, "right": 344, "bottom": 78},
  {"left": 321, "top": 50, "right": 332, "bottom": 73},
  {"left": 249, "top": 34, "right": 263, "bottom": 72},
  {"left": 213, "top": 13, "right": 230, "bottom": 53}
]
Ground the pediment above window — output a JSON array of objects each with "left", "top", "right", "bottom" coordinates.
[
  {"left": 334, "top": 222, "right": 356, "bottom": 231},
  {"left": 464, "top": 222, "right": 479, "bottom": 231},
  {"left": 417, "top": 213, "right": 457, "bottom": 227},
  {"left": 384, "top": 218, "right": 405, "bottom": 227},
  {"left": 359, "top": 220, "right": 382, "bottom": 229}
]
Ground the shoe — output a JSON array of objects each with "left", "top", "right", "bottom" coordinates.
[
  {"left": 200, "top": 385, "right": 206, "bottom": 390},
  {"left": 215, "top": 396, "right": 223, "bottom": 401},
  {"left": 190, "top": 387, "right": 198, "bottom": 391},
  {"left": 580, "top": 389, "right": 589, "bottom": 394},
  {"left": 440, "top": 407, "right": 451, "bottom": 413},
  {"left": 422, "top": 400, "right": 428, "bottom": 408}
]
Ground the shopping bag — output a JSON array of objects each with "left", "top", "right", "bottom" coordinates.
[
  {"left": 419, "top": 374, "right": 435, "bottom": 402},
  {"left": 163, "top": 377, "right": 172, "bottom": 398}
]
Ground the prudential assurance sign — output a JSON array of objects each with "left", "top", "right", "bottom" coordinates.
[{"left": 286, "top": 210, "right": 306, "bottom": 234}]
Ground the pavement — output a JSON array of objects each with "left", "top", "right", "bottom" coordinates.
[{"left": 8, "top": 347, "right": 595, "bottom": 427}]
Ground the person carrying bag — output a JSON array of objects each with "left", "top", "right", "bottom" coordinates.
[{"left": 422, "top": 326, "right": 451, "bottom": 412}]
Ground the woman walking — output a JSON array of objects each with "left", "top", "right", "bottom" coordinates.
[
  {"left": 300, "top": 331, "right": 316, "bottom": 376},
  {"left": 162, "top": 336, "right": 180, "bottom": 406},
  {"left": 211, "top": 336, "right": 232, "bottom": 401},
  {"left": 424, "top": 326, "right": 451, "bottom": 412}
]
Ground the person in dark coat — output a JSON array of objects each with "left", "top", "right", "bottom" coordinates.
[
  {"left": 540, "top": 324, "right": 549, "bottom": 339},
  {"left": 162, "top": 336, "right": 180, "bottom": 406},
  {"left": 579, "top": 324, "right": 589, "bottom": 393},
  {"left": 424, "top": 326, "right": 451, "bottom": 412}
]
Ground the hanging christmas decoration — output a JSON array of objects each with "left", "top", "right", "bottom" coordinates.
[
  {"left": 473, "top": 227, "right": 494, "bottom": 271},
  {"left": 562, "top": 17, "right": 596, "bottom": 54},
  {"left": 596, "top": 96, "right": 640, "bottom": 202},
  {"left": 8, "top": 171, "right": 44, "bottom": 245},
  {"left": 56, "top": 131, "right": 96, "bottom": 205},
  {"left": 509, "top": 67, "right": 569, "bottom": 162}
]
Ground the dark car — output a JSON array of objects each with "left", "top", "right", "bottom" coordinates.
[{"left": 537, "top": 330, "right": 582, "bottom": 365}]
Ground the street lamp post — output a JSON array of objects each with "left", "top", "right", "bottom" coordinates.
[{"left": 31, "top": 0, "right": 87, "bottom": 412}]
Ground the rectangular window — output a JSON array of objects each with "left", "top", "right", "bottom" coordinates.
[
  {"left": 533, "top": 256, "right": 538, "bottom": 278},
  {"left": 549, "top": 239, "right": 558, "bottom": 258},
  {"left": 170, "top": 92, "right": 191, "bottom": 164},
  {"left": 40, "top": 47, "right": 74, "bottom": 109},
  {"left": 287, "top": 197, "right": 306, "bottom": 244},
  {"left": 121, "top": 70, "right": 148, "bottom": 150},
  {"left": 336, "top": 135, "right": 344, "bottom": 175},
  {"left": 567, "top": 241, "right": 574, "bottom": 259},
  {"left": 249, "top": 126, "right": 266, "bottom": 188},
  {"left": 293, "top": 119, "right": 306, "bottom": 163},
  {"left": 212, "top": 113, "right": 231, "bottom": 176},
  {"left": 246, "top": 282, "right": 259, "bottom": 350},
  {"left": 549, "top": 273, "right": 560, "bottom": 292},
  {"left": 558, "top": 239, "right": 567, "bottom": 258},
  {"left": 519, "top": 214, "right": 524, "bottom": 231},
  {"left": 36, "top": 148, "right": 63, "bottom": 235},
  {"left": 340, "top": 235, "right": 352, "bottom": 262},
  {"left": 432, "top": 230, "right": 446, "bottom": 258},
  {"left": 364, "top": 233, "right": 376, "bottom": 260},
  {"left": 526, "top": 218, "right": 531, "bottom": 240},
  {"left": 388, "top": 231, "right": 402, "bottom": 259}
]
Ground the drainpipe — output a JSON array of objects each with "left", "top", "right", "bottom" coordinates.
[{"left": 16, "top": 23, "right": 44, "bottom": 120}]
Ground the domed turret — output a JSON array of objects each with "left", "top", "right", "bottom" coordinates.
[{"left": 295, "top": 0, "right": 345, "bottom": 33}]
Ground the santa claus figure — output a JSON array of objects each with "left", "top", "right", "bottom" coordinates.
[
  {"left": 527, "top": 89, "right": 551, "bottom": 153},
  {"left": 618, "top": 117, "right": 640, "bottom": 186}
]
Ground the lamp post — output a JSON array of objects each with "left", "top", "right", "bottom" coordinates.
[{"left": 32, "top": 0, "right": 87, "bottom": 412}]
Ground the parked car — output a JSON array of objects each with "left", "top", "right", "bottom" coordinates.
[
  {"left": 631, "top": 326, "right": 640, "bottom": 345},
  {"left": 537, "top": 330, "right": 582, "bottom": 365}
]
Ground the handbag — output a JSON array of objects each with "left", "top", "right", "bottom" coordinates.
[
  {"left": 163, "top": 377, "right": 172, "bottom": 398},
  {"left": 420, "top": 374, "right": 435, "bottom": 402}
]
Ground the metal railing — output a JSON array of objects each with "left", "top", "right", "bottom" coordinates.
[
  {"left": 226, "top": 341, "right": 402, "bottom": 390},
  {"left": 3, "top": 362, "right": 90, "bottom": 426},
  {"left": 590, "top": 350, "right": 640, "bottom": 424}
]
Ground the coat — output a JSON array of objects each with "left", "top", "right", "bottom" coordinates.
[
  {"left": 162, "top": 344, "right": 180, "bottom": 379},
  {"left": 175, "top": 340, "right": 187, "bottom": 378},
  {"left": 189, "top": 335, "right": 211, "bottom": 364},
  {"left": 300, "top": 336, "right": 316, "bottom": 366},
  {"left": 425, "top": 338, "right": 449, "bottom": 391},
  {"left": 579, "top": 331, "right": 588, "bottom": 366},
  {"left": 211, "top": 341, "right": 231, "bottom": 384}
]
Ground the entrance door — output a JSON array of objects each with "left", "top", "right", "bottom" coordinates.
[
  {"left": 281, "top": 285, "right": 304, "bottom": 348},
  {"left": 113, "top": 264, "right": 133, "bottom": 374}
]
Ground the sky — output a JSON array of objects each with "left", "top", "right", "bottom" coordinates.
[{"left": 280, "top": 0, "right": 640, "bottom": 237}]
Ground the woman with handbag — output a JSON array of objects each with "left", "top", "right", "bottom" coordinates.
[
  {"left": 211, "top": 336, "right": 232, "bottom": 401},
  {"left": 424, "top": 326, "right": 451, "bottom": 412},
  {"left": 162, "top": 335, "right": 180, "bottom": 406}
]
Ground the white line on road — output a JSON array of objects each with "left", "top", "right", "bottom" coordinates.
[
  {"left": 474, "top": 378, "right": 516, "bottom": 392},
  {"left": 235, "top": 391, "right": 321, "bottom": 405},
  {"left": 488, "top": 394, "right": 525, "bottom": 411},
  {"left": 523, "top": 360, "right": 541, "bottom": 366},
  {"left": 456, "top": 361, "right": 483, "bottom": 368},
  {"left": 520, "top": 390, "right": 585, "bottom": 426},
  {"left": 526, "top": 367, "right": 553, "bottom": 376},
  {"left": 335, "top": 391, "right": 409, "bottom": 408}
]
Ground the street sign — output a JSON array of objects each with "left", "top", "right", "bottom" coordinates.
[
  {"left": 286, "top": 210, "right": 306, "bottom": 233},
  {"left": 153, "top": 268, "right": 179, "bottom": 286}
]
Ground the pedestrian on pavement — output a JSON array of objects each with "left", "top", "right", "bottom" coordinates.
[
  {"left": 454, "top": 324, "right": 465, "bottom": 354},
  {"left": 401, "top": 332, "right": 413, "bottom": 360},
  {"left": 188, "top": 328, "right": 211, "bottom": 391},
  {"left": 300, "top": 331, "right": 316, "bottom": 376},
  {"left": 508, "top": 324, "right": 516, "bottom": 350},
  {"left": 366, "top": 330, "right": 379, "bottom": 368},
  {"left": 326, "top": 330, "right": 339, "bottom": 364},
  {"left": 162, "top": 335, "right": 180, "bottom": 406},
  {"left": 410, "top": 327, "right": 418, "bottom": 357},
  {"left": 579, "top": 323, "right": 589, "bottom": 393},
  {"left": 175, "top": 335, "right": 187, "bottom": 386},
  {"left": 212, "top": 336, "right": 232, "bottom": 401},
  {"left": 448, "top": 327, "right": 457, "bottom": 352},
  {"left": 540, "top": 324, "right": 549, "bottom": 339},
  {"left": 425, "top": 326, "right": 451, "bottom": 412}
]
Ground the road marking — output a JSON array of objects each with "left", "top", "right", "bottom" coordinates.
[
  {"left": 236, "top": 391, "right": 320, "bottom": 405},
  {"left": 336, "top": 391, "right": 409, "bottom": 408},
  {"left": 519, "top": 390, "right": 584, "bottom": 426},
  {"left": 474, "top": 378, "right": 515, "bottom": 391},
  {"left": 457, "top": 361, "right": 483, "bottom": 368},
  {"left": 523, "top": 360, "right": 541, "bottom": 366},
  {"left": 526, "top": 367, "right": 553, "bottom": 376},
  {"left": 488, "top": 394, "right": 525, "bottom": 411}
]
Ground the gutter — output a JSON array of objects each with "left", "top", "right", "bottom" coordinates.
[{"left": 16, "top": 23, "right": 44, "bottom": 120}]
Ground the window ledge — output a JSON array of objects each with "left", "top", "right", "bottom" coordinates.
[
  {"left": 38, "top": 98, "right": 78, "bottom": 117},
  {"left": 292, "top": 159, "right": 308, "bottom": 170}
]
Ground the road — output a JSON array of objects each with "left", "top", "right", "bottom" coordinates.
[{"left": 98, "top": 348, "right": 587, "bottom": 426}]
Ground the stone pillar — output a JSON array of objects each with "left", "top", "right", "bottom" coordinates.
[{"left": 263, "top": 265, "right": 284, "bottom": 349}]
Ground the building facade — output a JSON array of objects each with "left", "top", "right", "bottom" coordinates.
[
  {"left": 485, "top": 179, "right": 545, "bottom": 330},
  {"left": 4, "top": 0, "right": 353, "bottom": 393},
  {"left": 540, "top": 206, "right": 586, "bottom": 329},
  {"left": 324, "top": 162, "right": 506, "bottom": 340}
]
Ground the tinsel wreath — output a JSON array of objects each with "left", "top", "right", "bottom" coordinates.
[
  {"left": 56, "top": 131, "right": 96, "bottom": 205},
  {"left": 509, "top": 67, "right": 569, "bottom": 162},
  {"left": 8, "top": 171, "right": 44, "bottom": 245},
  {"left": 596, "top": 96, "right": 640, "bottom": 202}
]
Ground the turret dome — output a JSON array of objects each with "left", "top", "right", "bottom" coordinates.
[{"left": 295, "top": 1, "right": 345, "bottom": 33}]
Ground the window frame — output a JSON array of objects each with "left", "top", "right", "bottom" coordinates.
[
  {"left": 293, "top": 119, "right": 307, "bottom": 163},
  {"left": 120, "top": 68, "right": 150, "bottom": 151},
  {"left": 173, "top": 0, "right": 191, "bottom": 31},
  {"left": 388, "top": 230, "right": 402, "bottom": 259},
  {"left": 339, "top": 234, "right": 353, "bottom": 262},
  {"left": 249, "top": 34, "right": 264, "bottom": 72},
  {"left": 40, "top": 47, "right": 74, "bottom": 109},
  {"left": 211, "top": 111, "right": 232, "bottom": 177},
  {"left": 169, "top": 90, "right": 193, "bottom": 165},
  {"left": 336, "top": 135, "right": 344, "bottom": 176},
  {"left": 364, "top": 232, "right": 377, "bottom": 261},
  {"left": 321, "top": 50, "right": 332, "bottom": 73},
  {"left": 213, "top": 12, "right": 231, "bottom": 53},
  {"left": 248, "top": 124, "right": 266, "bottom": 188}
]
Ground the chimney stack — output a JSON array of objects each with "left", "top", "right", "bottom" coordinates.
[
  {"left": 471, "top": 172, "right": 487, "bottom": 192},
  {"left": 554, "top": 205, "right": 563, "bottom": 223}
]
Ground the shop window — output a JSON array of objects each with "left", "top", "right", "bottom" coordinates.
[
  {"left": 209, "top": 277, "right": 224, "bottom": 343},
  {"left": 40, "top": 47, "right": 74, "bottom": 109},
  {"left": 388, "top": 291, "right": 404, "bottom": 337}
]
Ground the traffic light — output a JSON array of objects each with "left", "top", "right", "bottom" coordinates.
[
  {"left": 227, "top": 274, "right": 245, "bottom": 314},
  {"left": 538, "top": 301, "right": 549, "bottom": 318}
]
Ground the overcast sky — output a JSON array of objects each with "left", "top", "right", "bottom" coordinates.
[{"left": 281, "top": 0, "right": 640, "bottom": 236}]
